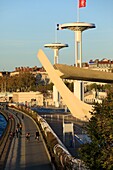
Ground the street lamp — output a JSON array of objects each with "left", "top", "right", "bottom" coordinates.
[{"left": 62, "top": 114, "right": 75, "bottom": 148}]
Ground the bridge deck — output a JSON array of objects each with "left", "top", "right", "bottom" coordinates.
[
  {"left": 54, "top": 64, "right": 113, "bottom": 83},
  {"left": 4, "top": 109, "right": 53, "bottom": 170}
]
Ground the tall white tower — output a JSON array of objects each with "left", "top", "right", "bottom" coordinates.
[
  {"left": 44, "top": 43, "right": 68, "bottom": 107},
  {"left": 59, "top": 22, "right": 95, "bottom": 101}
]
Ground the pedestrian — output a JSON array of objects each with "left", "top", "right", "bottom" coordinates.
[
  {"left": 13, "top": 131, "right": 15, "bottom": 138},
  {"left": 9, "top": 131, "right": 13, "bottom": 140},
  {"left": 26, "top": 132, "right": 30, "bottom": 141},
  {"left": 17, "top": 123, "right": 20, "bottom": 128},
  {"left": 19, "top": 123, "right": 22, "bottom": 135},
  {"left": 22, "top": 114, "right": 24, "bottom": 119},
  {"left": 35, "top": 131, "right": 40, "bottom": 141},
  {"left": 16, "top": 128, "right": 19, "bottom": 138}
]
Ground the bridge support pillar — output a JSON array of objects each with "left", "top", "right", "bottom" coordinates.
[{"left": 74, "top": 80, "right": 84, "bottom": 101}]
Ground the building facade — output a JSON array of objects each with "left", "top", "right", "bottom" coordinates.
[
  {"left": 13, "top": 92, "right": 43, "bottom": 106},
  {"left": 88, "top": 58, "right": 113, "bottom": 72}
]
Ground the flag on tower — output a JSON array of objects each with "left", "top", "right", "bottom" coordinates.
[
  {"left": 79, "top": 0, "right": 86, "bottom": 8},
  {"left": 57, "top": 24, "right": 63, "bottom": 30}
]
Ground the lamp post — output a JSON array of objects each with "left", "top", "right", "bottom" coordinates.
[{"left": 62, "top": 114, "right": 75, "bottom": 148}]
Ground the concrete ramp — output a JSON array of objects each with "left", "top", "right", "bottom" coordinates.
[
  {"left": 54, "top": 64, "right": 113, "bottom": 83},
  {"left": 37, "top": 50, "right": 92, "bottom": 120}
]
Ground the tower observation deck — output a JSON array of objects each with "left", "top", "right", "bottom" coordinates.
[
  {"left": 44, "top": 43, "right": 68, "bottom": 64},
  {"left": 60, "top": 22, "right": 95, "bottom": 67}
]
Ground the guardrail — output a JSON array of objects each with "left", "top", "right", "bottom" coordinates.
[{"left": 0, "top": 110, "right": 15, "bottom": 170}]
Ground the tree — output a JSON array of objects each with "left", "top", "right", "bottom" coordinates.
[
  {"left": 79, "top": 90, "right": 113, "bottom": 170},
  {"left": 7, "top": 76, "right": 18, "bottom": 92},
  {"left": 18, "top": 72, "right": 36, "bottom": 91}
]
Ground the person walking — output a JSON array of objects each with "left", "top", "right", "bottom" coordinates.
[
  {"left": 13, "top": 131, "right": 15, "bottom": 138},
  {"left": 22, "top": 114, "right": 24, "bottom": 120},
  {"left": 9, "top": 131, "right": 13, "bottom": 140},
  {"left": 19, "top": 123, "right": 22, "bottom": 135},
  {"left": 16, "top": 128, "right": 19, "bottom": 138},
  {"left": 26, "top": 132, "right": 30, "bottom": 141},
  {"left": 35, "top": 131, "right": 40, "bottom": 141}
]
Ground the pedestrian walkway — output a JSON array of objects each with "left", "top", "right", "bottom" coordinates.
[{"left": 5, "top": 110, "right": 53, "bottom": 170}]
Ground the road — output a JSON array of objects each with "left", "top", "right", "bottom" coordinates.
[{"left": 4, "top": 109, "right": 53, "bottom": 170}]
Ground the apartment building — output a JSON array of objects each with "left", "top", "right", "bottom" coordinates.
[{"left": 88, "top": 58, "right": 113, "bottom": 72}]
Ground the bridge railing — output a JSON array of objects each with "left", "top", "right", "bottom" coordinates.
[{"left": 36, "top": 113, "right": 87, "bottom": 170}]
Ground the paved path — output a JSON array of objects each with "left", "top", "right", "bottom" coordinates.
[{"left": 5, "top": 110, "right": 53, "bottom": 170}]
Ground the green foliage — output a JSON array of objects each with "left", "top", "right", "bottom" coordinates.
[
  {"left": 79, "top": 91, "right": 113, "bottom": 170},
  {"left": 86, "top": 83, "right": 112, "bottom": 92},
  {"left": 0, "top": 72, "right": 52, "bottom": 93}
]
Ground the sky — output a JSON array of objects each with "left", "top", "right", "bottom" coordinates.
[{"left": 0, "top": 0, "right": 113, "bottom": 71}]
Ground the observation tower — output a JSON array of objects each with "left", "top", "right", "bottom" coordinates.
[
  {"left": 44, "top": 43, "right": 68, "bottom": 107},
  {"left": 44, "top": 43, "right": 68, "bottom": 64},
  {"left": 59, "top": 22, "right": 95, "bottom": 101}
]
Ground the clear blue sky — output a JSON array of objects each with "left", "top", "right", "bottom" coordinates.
[{"left": 0, "top": 0, "right": 113, "bottom": 71}]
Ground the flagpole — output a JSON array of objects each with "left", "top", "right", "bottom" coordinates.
[{"left": 77, "top": 0, "right": 80, "bottom": 22}]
